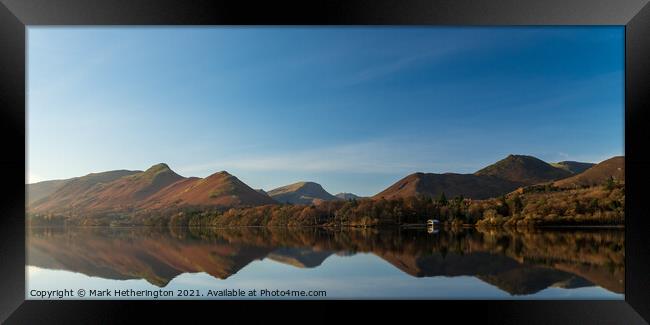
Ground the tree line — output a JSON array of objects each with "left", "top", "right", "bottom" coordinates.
[{"left": 28, "top": 180, "right": 624, "bottom": 228}]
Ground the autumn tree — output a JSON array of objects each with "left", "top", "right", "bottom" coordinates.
[{"left": 438, "top": 192, "right": 448, "bottom": 206}]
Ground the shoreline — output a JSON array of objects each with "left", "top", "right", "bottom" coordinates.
[{"left": 25, "top": 224, "right": 625, "bottom": 230}]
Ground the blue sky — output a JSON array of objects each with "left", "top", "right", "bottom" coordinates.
[{"left": 27, "top": 27, "right": 624, "bottom": 196}]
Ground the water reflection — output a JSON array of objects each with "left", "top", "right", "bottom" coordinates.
[{"left": 27, "top": 226, "right": 624, "bottom": 298}]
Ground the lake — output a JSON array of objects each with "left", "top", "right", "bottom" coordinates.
[{"left": 26, "top": 226, "right": 624, "bottom": 299}]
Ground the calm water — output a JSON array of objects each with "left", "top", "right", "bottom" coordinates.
[{"left": 26, "top": 226, "right": 624, "bottom": 299}]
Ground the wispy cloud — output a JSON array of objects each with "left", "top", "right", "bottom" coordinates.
[
  {"left": 177, "top": 138, "right": 480, "bottom": 177},
  {"left": 339, "top": 46, "right": 461, "bottom": 86}
]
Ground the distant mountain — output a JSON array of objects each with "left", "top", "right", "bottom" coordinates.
[
  {"left": 28, "top": 154, "right": 618, "bottom": 216},
  {"left": 374, "top": 154, "right": 590, "bottom": 200},
  {"left": 475, "top": 154, "right": 572, "bottom": 184},
  {"left": 97, "top": 163, "right": 185, "bottom": 203},
  {"left": 551, "top": 161, "right": 596, "bottom": 174},
  {"left": 335, "top": 192, "right": 362, "bottom": 200},
  {"left": 27, "top": 179, "right": 71, "bottom": 205},
  {"left": 30, "top": 169, "right": 141, "bottom": 212},
  {"left": 267, "top": 181, "right": 337, "bottom": 205},
  {"left": 256, "top": 189, "right": 268, "bottom": 195},
  {"left": 29, "top": 164, "right": 275, "bottom": 215},
  {"left": 374, "top": 173, "right": 524, "bottom": 200},
  {"left": 255, "top": 188, "right": 277, "bottom": 201},
  {"left": 553, "top": 156, "right": 624, "bottom": 188}
]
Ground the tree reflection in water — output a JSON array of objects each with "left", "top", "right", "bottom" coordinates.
[{"left": 27, "top": 226, "right": 624, "bottom": 295}]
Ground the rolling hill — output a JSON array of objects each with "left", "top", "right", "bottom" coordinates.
[
  {"left": 267, "top": 181, "right": 337, "bottom": 205},
  {"left": 27, "top": 179, "right": 71, "bottom": 205},
  {"left": 91, "top": 163, "right": 185, "bottom": 205},
  {"left": 475, "top": 154, "right": 572, "bottom": 184},
  {"left": 29, "top": 169, "right": 142, "bottom": 212},
  {"left": 374, "top": 173, "right": 524, "bottom": 200},
  {"left": 144, "top": 170, "right": 276, "bottom": 209},
  {"left": 553, "top": 156, "right": 624, "bottom": 188},
  {"left": 375, "top": 154, "right": 591, "bottom": 200},
  {"left": 29, "top": 164, "right": 275, "bottom": 215}
]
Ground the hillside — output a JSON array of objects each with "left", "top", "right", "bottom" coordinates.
[
  {"left": 27, "top": 179, "right": 71, "bottom": 205},
  {"left": 551, "top": 161, "right": 596, "bottom": 174},
  {"left": 30, "top": 169, "right": 141, "bottom": 212},
  {"left": 144, "top": 171, "right": 276, "bottom": 209},
  {"left": 29, "top": 164, "right": 275, "bottom": 216},
  {"left": 374, "top": 173, "right": 524, "bottom": 200},
  {"left": 49, "top": 163, "right": 184, "bottom": 213},
  {"left": 267, "top": 181, "right": 337, "bottom": 205},
  {"left": 99, "top": 163, "right": 185, "bottom": 202},
  {"left": 373, "top": 154, "right": 598, "bottom": 201},
  {"left": 475, "top": 154, "right": 572, "bottom": 184},
  {"left": 553, "top": 156, "right": 624, "bottom": 188}
]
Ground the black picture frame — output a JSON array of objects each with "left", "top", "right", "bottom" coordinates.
[{"left": 1, "top": 0, "right": 649, "bottom": 323}]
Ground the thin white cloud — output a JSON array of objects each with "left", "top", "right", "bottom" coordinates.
[
  {"left": 340, "top": 46, "right": 462, "bottom": 86},
  {"left": 177, "top": 138, "right": 474, "bottom": 176}
]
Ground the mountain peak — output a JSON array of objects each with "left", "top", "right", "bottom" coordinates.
[
  {"left": 138, "top": 163, "right": 182, "bottom": 183},
  {"left": 475, "top": 154, "right": 571, "bottom": 184},
  {"left": 293, "top": 181, "right": 318, "bottom": 187},
  {"left": 296, "top": 181, "right": 322, "bottom": 189},
  {"left": 29, "top": 165, "right": 276, "bottom": 213},
  {"left": 145, "top": 163, "right": 172, "bottom": 173},
  {"left": 505, "top": 154, "right": 536, "bottom": 161},
  {"left": 207, "top": 170, "right": 233, "bottom": 178},
  {"left": 273, "top": 181, "right": 322, "bottom": 192},
  {"left": 268, "top": 181, "right": 336, "bottom": 204}
]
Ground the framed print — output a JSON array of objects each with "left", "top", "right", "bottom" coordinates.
[{"left": 1, "top": 0, "right": 649, "bottom": 323}]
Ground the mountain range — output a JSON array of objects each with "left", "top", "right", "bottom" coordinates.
[
  {"left": 374, "top": 154, "right": 617, "bottom": 200},
  {"left": 29, "top": 163, "right": 274, "bottom": 215},
  {"left": 28, "top": 154, "right": 624, "bottom": 215}
]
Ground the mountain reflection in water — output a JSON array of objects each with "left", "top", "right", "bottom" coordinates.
[{"left": 27, "top": 226, "right": 624, "bottom": 298}]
